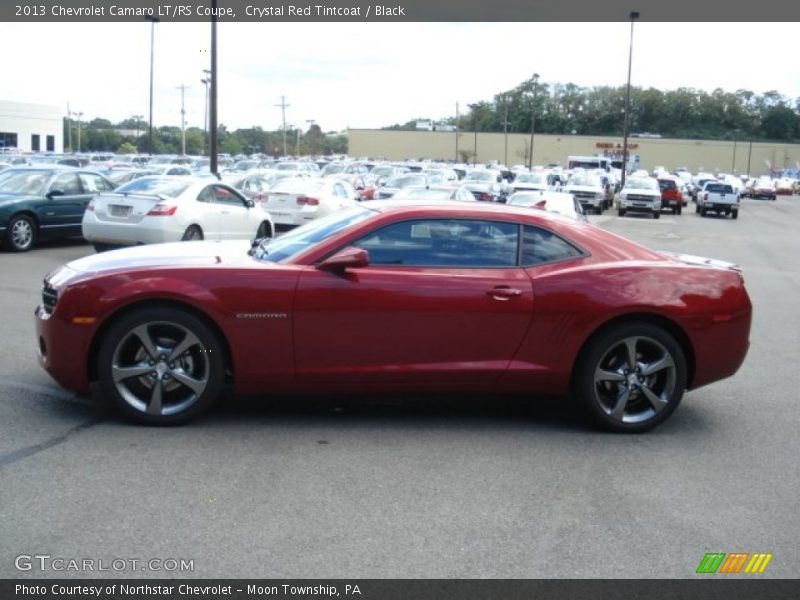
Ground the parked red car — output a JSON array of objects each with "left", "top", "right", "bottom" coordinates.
[
  {"left": 35, "top": 202, "right": 752, "bottom": 432},
  {"left": 657, "top": 176, "right": 684, "bottom": 214}
]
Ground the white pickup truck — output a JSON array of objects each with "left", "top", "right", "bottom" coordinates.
[{"left": 696, "top": 181, "right": 740, "bottom": 219}]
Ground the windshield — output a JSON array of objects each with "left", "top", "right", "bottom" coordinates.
[
  {"left": 322, "top": 164, "right": 347, "bottom": 175},
  {"left": 515, "top": 173, "right": 546, "bottom": 184},
  {"left": 0, "top": 169, "right": 52, "bottom": 195},
  {"left": 115, "top": 177, "right": 191, "bottom": 197},
  {"left": 465, "top": 171, "right": 494, "bottom": 182},
  {"left": 386, "top": 174, "right": 425, "bottom": 188},
  {"left": 568, "top": 174, "right": 600, "bottom": 187},
  {"left": 255, "top": 206, "right": 374, "bottom": 263},
  {"left": 625, "top": 178, "right": 658, "bottom": 191}
]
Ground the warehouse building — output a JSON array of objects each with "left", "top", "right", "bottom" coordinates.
[{"left": 0, "top": 99, "right": 63, "bottom": 153}]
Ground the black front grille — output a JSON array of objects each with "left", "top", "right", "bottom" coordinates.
[{"left": 42, "top": 282, "right": 58, "bottom": 314}]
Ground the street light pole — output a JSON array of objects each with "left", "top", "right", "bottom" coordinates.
[
  {"left": 528, "top": 73, "right": 540, "bottom": 170},
  {"left": 201, "top": 73, "right": 210, "bottom": 156},
  {"left": 176, "top": 84, "right": 188, "bottom": 155},
  {"left": 621, "top": 11, "right": 639, "bottom": 188},
  {"left": 209, "top": 0, "right": 218, "bottom": 174},
  {"left": 145, "top": 15, "right": 159, "bottom": 156},
  {"left": 132, "top": 114, "right": 143, "bottom": 150}
]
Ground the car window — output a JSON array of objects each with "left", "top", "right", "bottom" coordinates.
[
  {"left": 353, "top": 219, "right": 519, "bottom": 268},
  {"left": 50, "top": 172, "right": 82, "bottom": 195},
  {"left": 521, "top": 225, "right": 584, "bottom": 266},
  {"left": 79, "top": 173, "right": 114, "bottom": 193},
  {"left": 196, "top": 186, "right": 215, "bottom": 203}
]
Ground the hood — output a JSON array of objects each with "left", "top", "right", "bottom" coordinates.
[{"left": 64, "top": 240, "right": 253, "bottom": 275}]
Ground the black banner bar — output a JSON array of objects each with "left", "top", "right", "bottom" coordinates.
[
  {"left": 3, "top": 580, "right": 800, "bottom": 600},
  {"left": 3, "top": 0, "right": 800, "bottom": 22}
]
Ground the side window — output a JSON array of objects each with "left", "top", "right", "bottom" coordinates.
[
  {"left": 196, "top": 186, "right": 214, "bottom": 203},
  {"left": 79, "top": 173, "right": 113, "bottom": 193},
  {"left": 213, "top": 185, "right": 246, "bottom": 206},
  {"left": 353, "top": 219, "right": 519, "bottom": 268},
  {"left": 333, "top": 183, "right": 348, "bottom": 198},
  {"left": 49, "top": 172, "right": 81, "bottom": 195},
  {"left": 521, "top": 225, "right": 584, "bottom": 266}
]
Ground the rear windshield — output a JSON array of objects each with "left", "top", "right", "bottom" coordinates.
[
  {"left": 115, "top": 178, "right": 191, "bottom": 198},
  {"left": 658, "top": 179, "right": 677, "bottom": 190},
  {"left": 706, "top": 184, "right": 733, "bottom": 194}
]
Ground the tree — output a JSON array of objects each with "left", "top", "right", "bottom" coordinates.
[{"left": 117, "top": 142, "right": 137, "bottom": 154}]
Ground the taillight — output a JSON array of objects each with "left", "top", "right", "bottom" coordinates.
[
  {"left": 147, "top": 204, "right": 178, "bottom": 216},
  {"left": 478, "top": 192, "right": 492, "bottom": 201},
  {"left": 86, "top": 200, "right": 94, "bottom": 211},
  {"left": 704, "top": 193, "right": 708, "bottom": 201},
  {"left": 253, "top": 193, "right": 267, "bottom": 202},
  {"left": 296, "top": 196, "right": 320, "bottom": 206}
]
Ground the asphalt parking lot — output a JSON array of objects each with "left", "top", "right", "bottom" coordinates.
[{"left": 1, "top": 197, "right": 798, "bottom": 579}]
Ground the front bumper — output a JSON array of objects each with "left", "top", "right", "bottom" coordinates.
[{"left": 35, "top": 305, "right": 93, "bottom": 394}]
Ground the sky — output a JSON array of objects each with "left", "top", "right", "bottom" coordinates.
[{"left": 2, "top": 22, "right": 799, "bottom": 133}]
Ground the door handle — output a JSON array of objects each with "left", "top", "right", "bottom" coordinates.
[{"left": 487, "top": 287, "right": 522, "bottom": 300}]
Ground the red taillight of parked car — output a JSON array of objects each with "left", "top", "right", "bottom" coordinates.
[
  {"left": 296, "top": 196, "right": 320, "bottom": 206},
  {"left": 478, "top": 192, "right": 492, "bottom": 201},
  {"left": 147, "top": 204, "right": 178, "bottom": 216},
  {"left": 252, "top": 193, "right": 267, "bottom": 202},
  {"left": 86, "top": 200, "right": 94, "bottom": 211}
]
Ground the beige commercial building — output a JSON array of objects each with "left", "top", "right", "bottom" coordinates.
[{"left": 348, "top": 129, "right": 800, "bottom": 175}]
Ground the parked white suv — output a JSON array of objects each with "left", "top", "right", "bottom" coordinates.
[
  {"left": 618, "top": 177, "right": 661, "bottom": 219},
  {"left": 697, "top": 181, "right": 740, "bottom": 219}
]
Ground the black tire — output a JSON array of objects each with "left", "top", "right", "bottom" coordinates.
[
  {"left": 92, "top": 243, "right": 117, "bottom": 253},
  {"left": 618, "top": 208, "right": 626, "bottom": 217},
  {"left": 5, "top": 214, "right": 36, "bottom": 252},
  {"left": 695, "top": 203, "right": 700, "bottom": 214},
  {"left": 700, "top": 207, "right": 707, "bottom": 217},
  {"left": 256, "top": 221, "right": 272, "bottom": 239},
  {"left": 653, "top": 211, "right": 660, "bottom": 219},
  {"left": 731, "top": 210, "right": 739, "bottom": 220},
  {"left": 676, "top": 206, "right": 682, "bottom": 215},
  {"left": 182, "top": 225, "right": 203, "bottom": 241},
  {"left": 572, "top": 322, "right": 688, "bottom": 433},
  {"left": 97, "top": 307, "right": 225, "bottom": 425}
]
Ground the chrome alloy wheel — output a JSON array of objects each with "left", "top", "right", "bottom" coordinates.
[
  {"left": 111, "top": 321, "right": 210, "bottom": 417},
  {"left": 11, "top": 217, "right": 34, "bottom": 250},
  {"left": 592, "top": 336, "right": 678, "bottom": 425}
]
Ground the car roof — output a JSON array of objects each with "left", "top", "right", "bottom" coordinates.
[{"left": 361, "top": 199, "right": 573, "bottom": 223}]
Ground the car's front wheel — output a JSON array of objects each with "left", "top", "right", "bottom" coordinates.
[
  {"left": 97, "top": 307, "right": 225, "bottom": 424},
  {"left": 5, "top": 214, "right": 36, "bottom": 252},
  {"left": 573, "top": 322, "right": 687, "bottom": 432}
]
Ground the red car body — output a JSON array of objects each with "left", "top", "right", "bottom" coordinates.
[{"left": 35, "top": 202, "right": 751, "bottom": 429}]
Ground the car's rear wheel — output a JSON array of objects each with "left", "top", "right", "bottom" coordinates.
[
  {"left": 97, "top": 307, "right": 225, "bottom": 424},
  {"left": 182, "top": 225, "right": 203, "bottom": 241},
  {"left": 618, "top": 208, "right": 626, "bottom": 217},
  {"left": 93, "top": 243, "right": 119, "bottom": 253},
  {"left": 5, "top": 214, "right": 36, "bottom": 252},
  {"left": 732, "top": 210, "right": 739, "bottom": 220},
  {"left": 653, "top": 211, "right": 660, "bottom": 219},
  {"left": 676, "top": 205, "right": 682, "bottom": 215},
  {"left": 573, "top": 322, "right": 687, "bottom": 433}
]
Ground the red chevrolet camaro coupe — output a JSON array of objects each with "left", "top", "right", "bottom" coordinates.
[{"left": 35, "top": 201, "right": 751, "bottom": 432}]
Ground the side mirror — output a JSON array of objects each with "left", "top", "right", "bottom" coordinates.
[
  {"left": 47, "top": 190, "right": 65, "bottom": 199},
  {"left": 245, "top": 199, "right": 255, "bottom": 208},
  {"left": 318, "top": 246, "right": 369, "bottom": 272}
]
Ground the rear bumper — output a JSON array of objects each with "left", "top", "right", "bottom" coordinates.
[{"left": 82, "top": 215, "right": 179, "bottom": 245}]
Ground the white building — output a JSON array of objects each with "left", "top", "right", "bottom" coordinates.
[{"left": 0, "top": 100, "right": 63, "bottom": 153}]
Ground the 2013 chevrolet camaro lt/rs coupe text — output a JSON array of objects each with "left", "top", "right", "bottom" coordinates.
[{"left": 35, "top": 201, "right": 752, "bottom": 432}]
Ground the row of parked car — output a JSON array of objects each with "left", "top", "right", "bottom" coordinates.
[{"left": 1, "top": 152, "right": 793, "bottom": 251}]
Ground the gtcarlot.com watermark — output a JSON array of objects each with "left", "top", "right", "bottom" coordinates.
[{"left": 15, "top": 554, "right": 194, "bottom": 573}]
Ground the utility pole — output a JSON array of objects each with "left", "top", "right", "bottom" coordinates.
[
  {"left": 528, "top": 73, "right": 540, "bottom": 170},
  {"left": 209, "top": 0, "right": 218, "bottom": 174},
  {"left": 275, "top": 95, "right": 290, "bottom": 156},
  {"left": 176, "top": 84, "right": 189, "bottom": 155},
  {"left": 455, "top": 102, "right": 459, "bottom": 162},
  {"left": 73, "top": 111, "right": 84, "bottom": 152},
  {"left": 66, "top": 102, "right": 72, "bottom": 153},
  {"left": 201, "top": 70, "right": 210, "bottom": 156},
  {"left": 502, "top": 96, "right": 510, "bottom": 166},
  {"left": 145, "top": 15, "right": 159, "bottom": 156}
]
